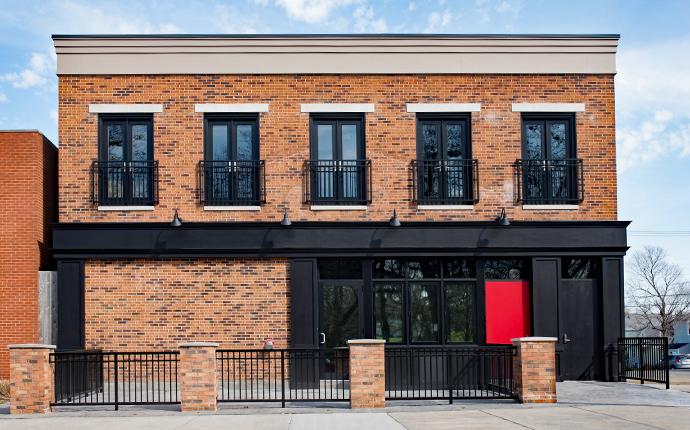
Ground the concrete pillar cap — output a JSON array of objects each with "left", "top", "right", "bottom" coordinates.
[
  {"left": 179, "top": 342, "right": 219, "bottom": 348},
  {"left": 8, "top": 344, "right": 56, "bottom": 349},
  {"left": 347, "top": 339, "right": 386, "bottom": 345},
  {"left": 511, "top": 337, "right": 558, "bottom": 343}
]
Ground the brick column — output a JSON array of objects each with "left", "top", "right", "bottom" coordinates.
[
  {"left": 348, "top": 339, "right": 385, "bottom": 409},
  {"left": 9, "top": 344, "right": 56, "bottom": 414},
  {"left": 179, "top": 342, "right": 218, "bottom": 412},
  {"left": 512, "top": 337, "right": 557, "bottom": 403}
]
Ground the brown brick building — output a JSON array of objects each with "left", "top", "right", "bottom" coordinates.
[
  {"left": 0, "top": 131, "right": 57, "bottom": 379},
  {"left": 52, "top": 34, "right": 628, "bottom": 381}
]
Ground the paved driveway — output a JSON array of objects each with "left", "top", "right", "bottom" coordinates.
[{"left": 2, "top": 382, "right": 690, "bottom": 429}]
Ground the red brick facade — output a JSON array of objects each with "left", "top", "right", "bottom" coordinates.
[
  {"left": 83, "top": 258, "right": 290, "bottom": 351},
  {"left": 0, "top": 132, "right": 57, "bottom": 379},
  {"left": 58, "top": 74, "right": 616, "bottom": 224}
]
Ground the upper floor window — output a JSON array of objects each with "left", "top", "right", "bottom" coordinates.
[
  {"left": 306, "top": 114, "right": 371, "bottom": 205},
  {"left": 414, "top": 114, "right": 478, "bottom": 205},
  {"left": 200, "top": 114, "right": 264, "bottom": 206},
  {"left": 516, "top": 113, "right": 583, "bottom": 205},
  {"left": 93, "top": 115, "right": 157, "bottom": 206}
]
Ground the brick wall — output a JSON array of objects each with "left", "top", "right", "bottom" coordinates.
[
  {"left": 83, "top": 258, "right": 290, "bottom": 350},
  {"left": 512, "top": 337, "right": 557, "bottom": 403},
  {"left": 58, "top": 74, "right": 617, "bottom": 224},
  {"left": 0, "top": 132, "right": 57, "bottom": 379},
  {"left": 348, "top": 340, "right": 386, "bottom": 409},
  {"left": 8, "top": 344, "right": 55, "bottom": 414}
]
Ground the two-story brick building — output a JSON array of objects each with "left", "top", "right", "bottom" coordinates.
[{"left": 52, "top": 34, "right": 628, "bottom": 381}]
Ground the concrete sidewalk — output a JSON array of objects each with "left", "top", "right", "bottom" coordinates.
[{"left": 2, "top": 382, "right": 690, "bottom": 429}]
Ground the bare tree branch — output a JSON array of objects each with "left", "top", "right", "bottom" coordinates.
[{"left": 626, "top": 246, "right": 690, "bottom": 338}]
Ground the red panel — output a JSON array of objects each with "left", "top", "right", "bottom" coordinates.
[{"left": 485, "top": 280, "right": 530, "bottom": 344}]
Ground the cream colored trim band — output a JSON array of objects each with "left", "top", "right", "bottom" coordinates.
[
  {"left": 301, "top": 104, "right": 375, "bottom": 113},
  {"left": 407, "top": 103, "right": 481, "bottom": 113},
  {"left": 511, "top": 103, "right": 585, "bottom": 112},
  {"left": 195, "top": 104, "right": 269, "bottom": 113},
  {"left": 89, "top": 104, "right": 163, "bottom": 113}
]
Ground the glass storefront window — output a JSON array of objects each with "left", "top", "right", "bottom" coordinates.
[
  {"left": 484, "top": 259, "right": 527, "bottom": 280},
  {"left": 374, "top": 283, "right": 404, "bottom": 343},
  {"left": 410, "top": 283, "right": 440, "bottom": 343},
  {"left": 562, "top": 257, "right": 598, "bottom": 279},
  {"left": 445, "top": 282, "right": 474, "bottom": 343}
]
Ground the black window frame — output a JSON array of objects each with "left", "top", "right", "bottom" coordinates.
[
  {"left": 371, "top": 258, "right": 478, "bottom": 346},
  {"left": 309, "top": 113, "right": 366, "bottom": 161},
  {"left": 307, "top": 113, "right": 370, "bottom": 205},
  {"left": 518, "top": 112, "right": 581, "bottom": 205},
  {"left": 414, "top": 113, "right": 477, "bottom": 205},
  {"left": 200, "top": 113, "right": 263, "bottom": 206},
  {"left": 520, "top": 112, "right": 576, "bottom": 161},
  {"left": 203, "top": 113, "right": 260, "bottom": 162},
  {"left": 96, "top": 114, "right": 156, "bottom": 206}
]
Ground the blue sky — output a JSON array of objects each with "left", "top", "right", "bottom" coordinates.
[{"left": 1, "top": 0, "right": 689, "bottom": 276}]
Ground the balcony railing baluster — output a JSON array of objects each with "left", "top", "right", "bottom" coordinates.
[
  {"left": 412, "top": 159, "right": 479, "bottom": 205},
  {"left": 198, "top": 160, "right": 266, "bottom": 206},
  {"left": 514, "top": 158, "right": 584, "bottom": 205},
  {"left": 304, "top": 160, "right": 372, "bottom": 205},
  {"left": 91, "top": 160, "right": 158, "bottom": 206}
]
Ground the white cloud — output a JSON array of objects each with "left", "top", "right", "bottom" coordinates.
[
  {"left": 353, "top": 4, "right": 388, "bottom": 33},
  {"left": 0, "top": 92, "right": 7, "bottom": 103},
  {"left": 408, "top": 2, "right": 416, "bottom": 12},
  {"left": 50, "top": 109, "right": 58, "bottom": 125},
  {"left": 273, "top": 0, "right": 358, "bottom": 24},
  {"left": 615, "top": 37, "right": 690, "bottom": 170},
  {"left": 617, "top": 110, "right": 690, "bottom": 171},
  {"left": 425, "top": 9, "right": 453, "bottom": 33},
  {"left": 1, "top": 52, "right": 54, "bottom": 89},
  {"left": 474, "top": 0, "right": 522, "bottom": 23}
]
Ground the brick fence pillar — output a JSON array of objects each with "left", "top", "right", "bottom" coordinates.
[
  {"left": 512, "top": 337, "right": 557, "bottom": 403},
  {"left": 9, "top": 344, "right": 56, "bottom": 414},
  {"left": 348, "top": 339, "right": 385, "bottom": 409},
  {"left": 179, "top": 342, "right": 218, "bottom": 412}
]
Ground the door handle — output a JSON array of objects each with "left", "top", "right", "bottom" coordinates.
[
  {"left": 319, "top": 332, "right": 326, "bottom": 345},
  {"left": 563, "top": 333, "right": 571, "bottom": 344}
]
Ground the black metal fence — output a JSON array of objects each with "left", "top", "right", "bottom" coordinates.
[
  {"left": 91, "top": 160, "right": 159, "bottom": 206},
  {"left": 304, "top": 160, "right": 372, "bottom": 205},
  {"left": 51, "top": 351, "right": 180, "bottom": 409},
  {"left": 198, "top": 160, "right": 266, "bottom": 206},
  {"left": 216, "top": 348, "right": 349, "bottom": 406},
  {"left": 618, "top": 337, "right": 669, "bottom": 389},
  {"left": 412, "top": 159, "right": 479, "bottom": 205},
  {"left": 385, "top": 346, "right": 516, "bottom": 402},
  {"left": 514, "top": 158, "right": 584, "bottom": 205}
]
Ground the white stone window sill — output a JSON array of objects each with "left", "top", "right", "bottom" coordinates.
[
  {"left": 310, "top": 205, "right": 368, "bottom": 211},
  {"left": 417, "top": 205, "right": 474, "bottom": 210},
  {"left": 522, "top": 204, "right": 579, "bottom": 210},
  {"left": 203, "top": 206, "right": 261, "bottom": 211},
  {"left": 97, "top": 206, "right": 155, "bottom": 211}
]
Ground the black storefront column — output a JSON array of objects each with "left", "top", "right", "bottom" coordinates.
[
  {"left": 290, "top": 259, "right": 318, "bottom": 349},
  {"left": 56, "top": 259, "right": 85, "bottom": 350},
  {"left": 531, "top": 258, "right": 559, "bottom": 338},
  {"left": 601, "top": 257, "right": 624, "bottom": 381}
]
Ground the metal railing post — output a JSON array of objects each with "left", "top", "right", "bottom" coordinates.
[
  {"left": 446, "top": 349, "right": 453, "bottom": 405},
  {"left": 280, "top": 350, "right": 286, "bottom": 408},
  {"left": 639, "top": 340, "right": 645, "bottom": 385},
  {"left": 113, "top": 353, "right": 119, "bottom": 411},
  {"left": 664, "top": 338, "right": 670, "bottom": 390}
]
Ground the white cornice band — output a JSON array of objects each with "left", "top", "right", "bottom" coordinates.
[
  {"left": 89, "top": 104, "right": 163, "bottom": 113},
  {"left": 54, "top": 35, "right": 618, "bottom": 75},
  {"left": 301, "top": 103, "right": 375, "bottom": 113},
  {"left": 407, "top": 103, "right": 481, "bottom": 113},
  {"left": 511, "top": 103, "right": 585, "bottom": 112},
  {"left": 195, "top": 103, "right": 269, "bottom": 113}
]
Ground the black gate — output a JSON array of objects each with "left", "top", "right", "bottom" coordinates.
[
  {"left": 51, "top": 351, "right": 180, "bottom": 410},
  {"left": 216, "top": 348, "right": 349, "bottom": 406},
  {"left": 385, "top": 346, "right": 516, "bottom": 402},
  {"left": 618, "top": 337, "right": 669, "bottom": 389}
]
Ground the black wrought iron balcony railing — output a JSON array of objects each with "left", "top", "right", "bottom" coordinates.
[
  {"left": 198, "top": 160, "right": 266, "bottom": 206},
  {"left": 412, "top": 159, "right": 479, "bottom": 205},
  {"left": 304, "top": 160, "right": 372, "bottom": 205},
  {"left": 514, "top": 159, "right": 584, "bottom": 205},
  {"left": 91, "top": 160, "right": 159, "bottom": 206}
]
